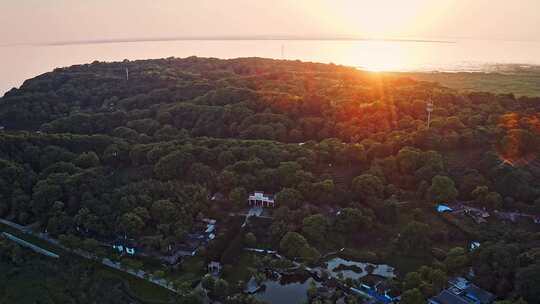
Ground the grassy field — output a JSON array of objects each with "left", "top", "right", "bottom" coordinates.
[{"left": 392, "top": 70, "right": 540, "bottom": 97}]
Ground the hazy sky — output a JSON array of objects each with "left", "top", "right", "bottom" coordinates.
[{"left": 2, "top": 0, "right": 540, "bottom": 44}]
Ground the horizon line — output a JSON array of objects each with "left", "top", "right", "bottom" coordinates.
[{"left": 1, "top": 35, "right": 456, "bottom": 47}]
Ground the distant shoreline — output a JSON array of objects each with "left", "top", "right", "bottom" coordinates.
[{"left": 1, "top": 36, "right": 455, "bottom": 47}]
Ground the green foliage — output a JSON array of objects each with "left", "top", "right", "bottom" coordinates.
[
  {"left": 229, "top": 187, "right": 248, "bottom": 209},
  {"left": 118, "top": 212, "right": 145, "bottom": 236},
  {"left": 397, "top": 221, "right": 431, "bottom": 257},
  {"left": 75, "top": 152, "right": 100, "bottom": 168},
  {"left": 279, "top": 232, "right": 309, "bottom": 257},
  {"left": 275, "top": 188, "right": 303, "bottom": 209},
  {"left": 428, "top": 175, "right": 458, "bottom": 203},
  {"left": 302, "top": 214, "right": 328, "bottom": 245},
  {"left": 515, "top": 264, "right": 540, "bottom": 303},
  {"left": 154, "top": 150, "right": 194, "bottom": 180},
  {"left": 444, "top": 247, "right": 468, "bottom": 274},
  {"left": 0, "top": 57, "right": 539, "bottom": 301},
  {"left": 334, "top": 208, "right": 373, "bottom": 234},
  {"left": 352, "top": 174, "right": 384, "bottom": 200},
  {"left": 400, "top": 288, "right": 425, "bottom": 304},
  {"left": 244, "top": 232, "right": 257, "bottom": 247},
  {"left": 279, "top": 232, "right": 320, "bottom": 263}
]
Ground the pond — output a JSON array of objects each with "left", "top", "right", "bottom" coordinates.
[
  {"left": 252, "top": 273, "right": 320, "bottom": 304},
  {"left": 314, "top": 257, "right": 396, "bottom": 281}
]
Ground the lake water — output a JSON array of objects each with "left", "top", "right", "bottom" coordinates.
[
  {"left": 253, "top": 274, "right": 320, "bottom": 304},
  {"left": 2, "top": 39, "right": 540, "bottom": 95}
]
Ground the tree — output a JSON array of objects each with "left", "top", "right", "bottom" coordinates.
[
  {"left": 398, "top": 221, "right": 431, "bottom": 256},
  {"left": 397, "top": 147, "right": 422, "bottom": 174},
  {"left": 275, "top": 188, "right": 303, "bottom": 209},
  {"left": 154, "top": 150, "right": 194, "bottom": 180},
  {"left": 59, "top": 234, "right": 82, "bottom": 249},
  {"left": 472, "top": 186, "right": 489, "bottom": 202},
  {"left": 298, "top": 244, "right": 321, "bottom": 264},
  {"left": 201, "top": 274, "right": 216, "bottom": 292},
  {"left": 444, "top": 247, "right": 468, "bottom": 273},
  {"left": 352, "top": 174, "right": 384, "bottom": 199},
  {"left": 212, "top": 278, "right": 230, "bottom": 299},
  {"left": 176, "top": 289, "right": 205, "bottom": 304},
  {"left": 118, "top": 212, "right": 145, "bottom": 236},
  {"left": 75, "top": 152, "right": 100, "bottom": 168},
  {"left": 429, "top": 269, "right": 448, "bottom": 294},
  {"left": 376, "top": 199, "right": 398, "bottom": 224},
  {"left": 277, "top": 161, "right": 302, "bottom": 187},
  {"left": 244, "top": 232, "right": 257, "bottom": 247},
  {"left": 229, "top": 187, "right": 247, "bottom": 209},
  {"left": 279, "top": 232, "right": 308, "bottom": 258},
  {"left": 484, "top": 192, "right": 503, "bottom": 209},
  {"left": 151, "top": 199, "right": 177, "bottom": 223},
  {"left": 401, "top": 288, "right": 424, "bottom": 304},
  {"left": 471, "top": 242, "right": 520, "bottom": 295},
  {"left": 428, "top": 175, "right": 458, "bottom": 203},
  {"left": 218, "top": 151, "right": 236, "bottom": 167},
  {"left": 334, "top": 208, "right": 373, "bottom": 234},
  {"left": 404, "top": 272, "right": 422, "bottom": 290},
  {"left": 515, "top": 263, "right": 540, "bottom": 303},
  {"left": 302, "top": 214, "right": 328, "bottom": 245}
]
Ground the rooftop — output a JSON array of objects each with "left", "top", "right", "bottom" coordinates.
[
  {"left": 430, "top": 290, "right": 472, "bottom": 304},
  {"left": 463, "top": 284, "right": 496, "bottom": 304},
  {"left": 437, "top": 204, "right": 454, "bottom": 213}
]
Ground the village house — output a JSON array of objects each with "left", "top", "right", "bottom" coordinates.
[
  {"left": 429, "top": 277, "right": 496, "bottom": 304},
  {"left": 248, "top": 191, "right": 276, "bottom": 208},
  {"left": 113, "top": 237, "right": 138, "bottom": 256},
  {"left": 208, "top": 261, "right": 222, "bottom": 277},
  {"left": 175, "top": 218, "right": 218, "bottom": 258}
]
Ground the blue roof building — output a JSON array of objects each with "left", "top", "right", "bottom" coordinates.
[{"left": 437, "top": 204, "right": 454, "bottom": 213}]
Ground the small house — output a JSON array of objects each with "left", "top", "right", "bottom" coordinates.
[
  {"left": 470, "top": 241, "right": 481, "bottom": 251},
  {"left": 113, "top": 238, "right": 137, "bottom": 256},
  {"left": 429, "top": 290, "right": 471, "bottom": 304},
  {"left": 208, "top": 261, "right": 222, "bottom": 276},
  {"left": 430, "top": 277, "right": 496, "bottom": 304},
  {"left": 462, "top": 284, "right": 496, "bottom": 304},
  {"left": 248, "top": 191, "right": 276, "bottom": 208}
]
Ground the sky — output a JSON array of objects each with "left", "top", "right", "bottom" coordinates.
[{"left": 1, "top": 0, "right": 540, "bottom": 45}]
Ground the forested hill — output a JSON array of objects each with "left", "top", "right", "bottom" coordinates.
[
  {"left": 2, "top": 57, "right": 439, "bottom": 139},
  {"left": 2, "top": 57, "right": 538, "bottom": 144},
  {"left": 0, "top": 57, "right": 540, "bottom": 302}
]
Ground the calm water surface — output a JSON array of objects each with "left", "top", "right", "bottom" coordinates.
[
  {"left": 254, "top": 275, "right": 319, "bottom": 304},
  {"left": 2, "top": 39, "right": 540, "bottom": 95}
]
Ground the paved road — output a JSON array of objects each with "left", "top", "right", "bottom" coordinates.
[
  {"left": 0, "top": 218, "right": 178, "bottom": 293},
  {"left": 2, "top": 232, "right": 59, "bottom": 258}
]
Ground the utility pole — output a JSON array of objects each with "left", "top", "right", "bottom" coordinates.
[
  {"left": 125, "top": 67, "right": 129, "bottom": 81},
  {"left": 426, "top": 96, "right": 434, "bottom": 129}
]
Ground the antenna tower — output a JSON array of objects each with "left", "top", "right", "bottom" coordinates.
[{"left": 426, "top": 95, "right": 434, "bottom": 129}]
